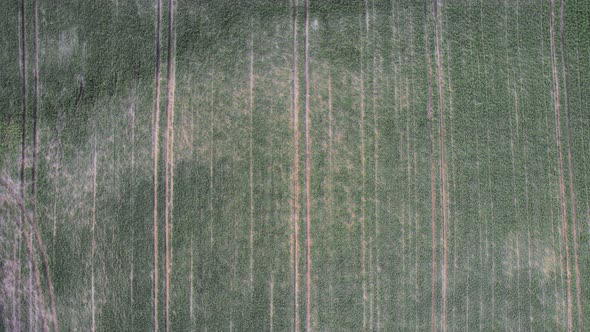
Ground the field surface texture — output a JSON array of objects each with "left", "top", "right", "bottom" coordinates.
[{"left": 1, "top": 0, "right": 590, "bottom": 331}]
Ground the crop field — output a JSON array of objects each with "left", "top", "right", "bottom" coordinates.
[{"left": 1, "top": 0, "right": 589, "bottom": 331}]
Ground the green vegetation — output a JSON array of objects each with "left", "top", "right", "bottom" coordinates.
[{"left": 1, "top": 0, "right": 589, "bottom": 331}]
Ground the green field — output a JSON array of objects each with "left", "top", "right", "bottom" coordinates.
[{"left": 1, "top": 0, "right": 589, "bottom": 330}]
